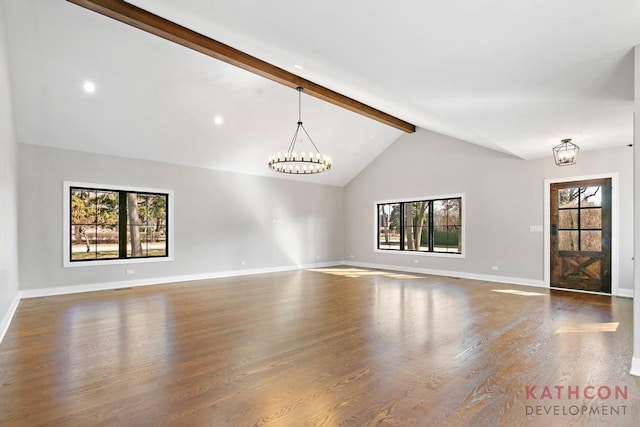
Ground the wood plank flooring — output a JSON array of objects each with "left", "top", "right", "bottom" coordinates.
[{"left": 1, "top": 267, "right": 639, "bottom": 426}]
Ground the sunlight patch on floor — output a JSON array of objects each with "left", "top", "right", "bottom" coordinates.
[
  {"left": 491, "top": 289, "right": 547, "bottom": 297},
  {"left": 555, "top": 322, "right": 619, "bottom": 334},
  {"left": 308, "top": 267, "right": 422, "bottom": 279}
]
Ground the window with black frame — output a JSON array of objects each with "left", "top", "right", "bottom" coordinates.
[
  {"left": 377, "top": 197, "right": 462, "bottom": 254},
  {"left": 69, "top": 186, "right": 169, "bottom": 262}
]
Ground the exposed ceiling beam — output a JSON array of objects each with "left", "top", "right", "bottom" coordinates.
[{"left": 66, "top": 0, "right": 416, "bottom": 133}]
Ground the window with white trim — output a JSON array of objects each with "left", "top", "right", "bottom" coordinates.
[
  {"left": 64, "top": 182, "right": 173, "bottom": 266},
  {"left": 377, "top": 196, "right": 462, "bottom": 254}
]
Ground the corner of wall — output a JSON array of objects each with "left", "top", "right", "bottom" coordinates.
[
  {"left": 0, "top": 293, "right": 19, "bottom": 344},
  {"left": 0, "top": 0, "right": 21, "bottom": 344}
]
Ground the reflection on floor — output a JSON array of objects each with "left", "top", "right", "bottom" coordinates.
[
  {"left": 308, "top": 266, "right": 423, "bottom": 279},
  {"left": 1, "top": 267, "right": 638, "bottom": 426}
]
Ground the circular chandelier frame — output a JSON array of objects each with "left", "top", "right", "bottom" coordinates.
[{"left": 268, "top": 87, "right": 332, "bottom": 175}]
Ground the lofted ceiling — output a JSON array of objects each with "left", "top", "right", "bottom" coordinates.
[{"left": 3, "top": 0, "right": 639, "bottom": 186}]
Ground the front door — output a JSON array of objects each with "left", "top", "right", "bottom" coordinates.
[{"left": 550, "top": 178, "right": 612, "bottom": 293}]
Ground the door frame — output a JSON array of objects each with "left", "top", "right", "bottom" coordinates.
[{"left": 544, "top": 173, "right": 620, "bottom": 295}]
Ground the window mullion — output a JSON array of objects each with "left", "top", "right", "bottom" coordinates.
[
  {"left": 119, "top": 192, "right": 127, "bottom": 259},
  {"left": 399, "top": 203, "right": 405, "bottom": 250},
  {"left": 428, "top": 200, "right": 434, "bottom": 252}
]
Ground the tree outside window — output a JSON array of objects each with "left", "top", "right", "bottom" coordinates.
[
  {"left": 377, "top": 196, "right": 462, "bottom": 254},
  {"left": 70, "top": 186, "right": 168, "bottom": 262}
]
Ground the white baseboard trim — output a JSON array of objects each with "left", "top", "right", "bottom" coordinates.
[
  {"left": 631, "top": 357, "right": 640, "bottom": 377},
  {"left": 548, "top": 286, "right": 635, "bottom": 298},
  {"left": 343, "top": 261, "right": 546, "bottom": 288},
  {"left": 615, "top": 288, "right": 634, "bottom": 298},
  {"left": 0, "top": 293, "right": 21, "bottom": 344},
  {"left": 19, "top": 261, "right": 343, "bottom": 299}
]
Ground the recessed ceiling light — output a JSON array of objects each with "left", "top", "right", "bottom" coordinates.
[
  {"left": 82, "top": 81, "right": 96, "bottom": 93},
  {"left": 213, "top": 115, "right": 224, "bottom": 125},
  {"left": 294, "top": 64, "right": 303, "bottom": 70}
]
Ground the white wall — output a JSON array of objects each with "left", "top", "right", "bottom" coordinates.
[
  {"left": 632, "top": 45, "right": 640, "bottom": 376},
  {"left": 344, "top": 128, "right": 634, "bottom": 292},
  {"left": 18, "top": 144, "right": 344, "bottom": 291},
  {"left": 0, "top": 1, "right": 20, "bottom": 335}
]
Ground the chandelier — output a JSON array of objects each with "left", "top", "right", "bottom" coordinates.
[
  {"left": 553, "top": 138, "right": 579, "bottom": 166},
  {"left": 268, "top": 87, "right": 332, "bottom": 174}
]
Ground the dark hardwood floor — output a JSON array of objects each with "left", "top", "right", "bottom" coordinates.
[{"left": 1, "top": 267, "right": 638, "bottom": 426}]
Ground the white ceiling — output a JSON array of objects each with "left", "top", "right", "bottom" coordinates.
[{"left": 3, "top": 0, "right": 639, "bottom": 186}]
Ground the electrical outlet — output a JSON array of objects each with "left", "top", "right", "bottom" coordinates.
[
  {"left": 126, "top": 269, "right": 135, "bottom": 275},
  {"left": 491, "top": 266, "right": 499, "bottom": 271},
  {"left": 240, "top": 260, "right": 246, "bottom": 266}
]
